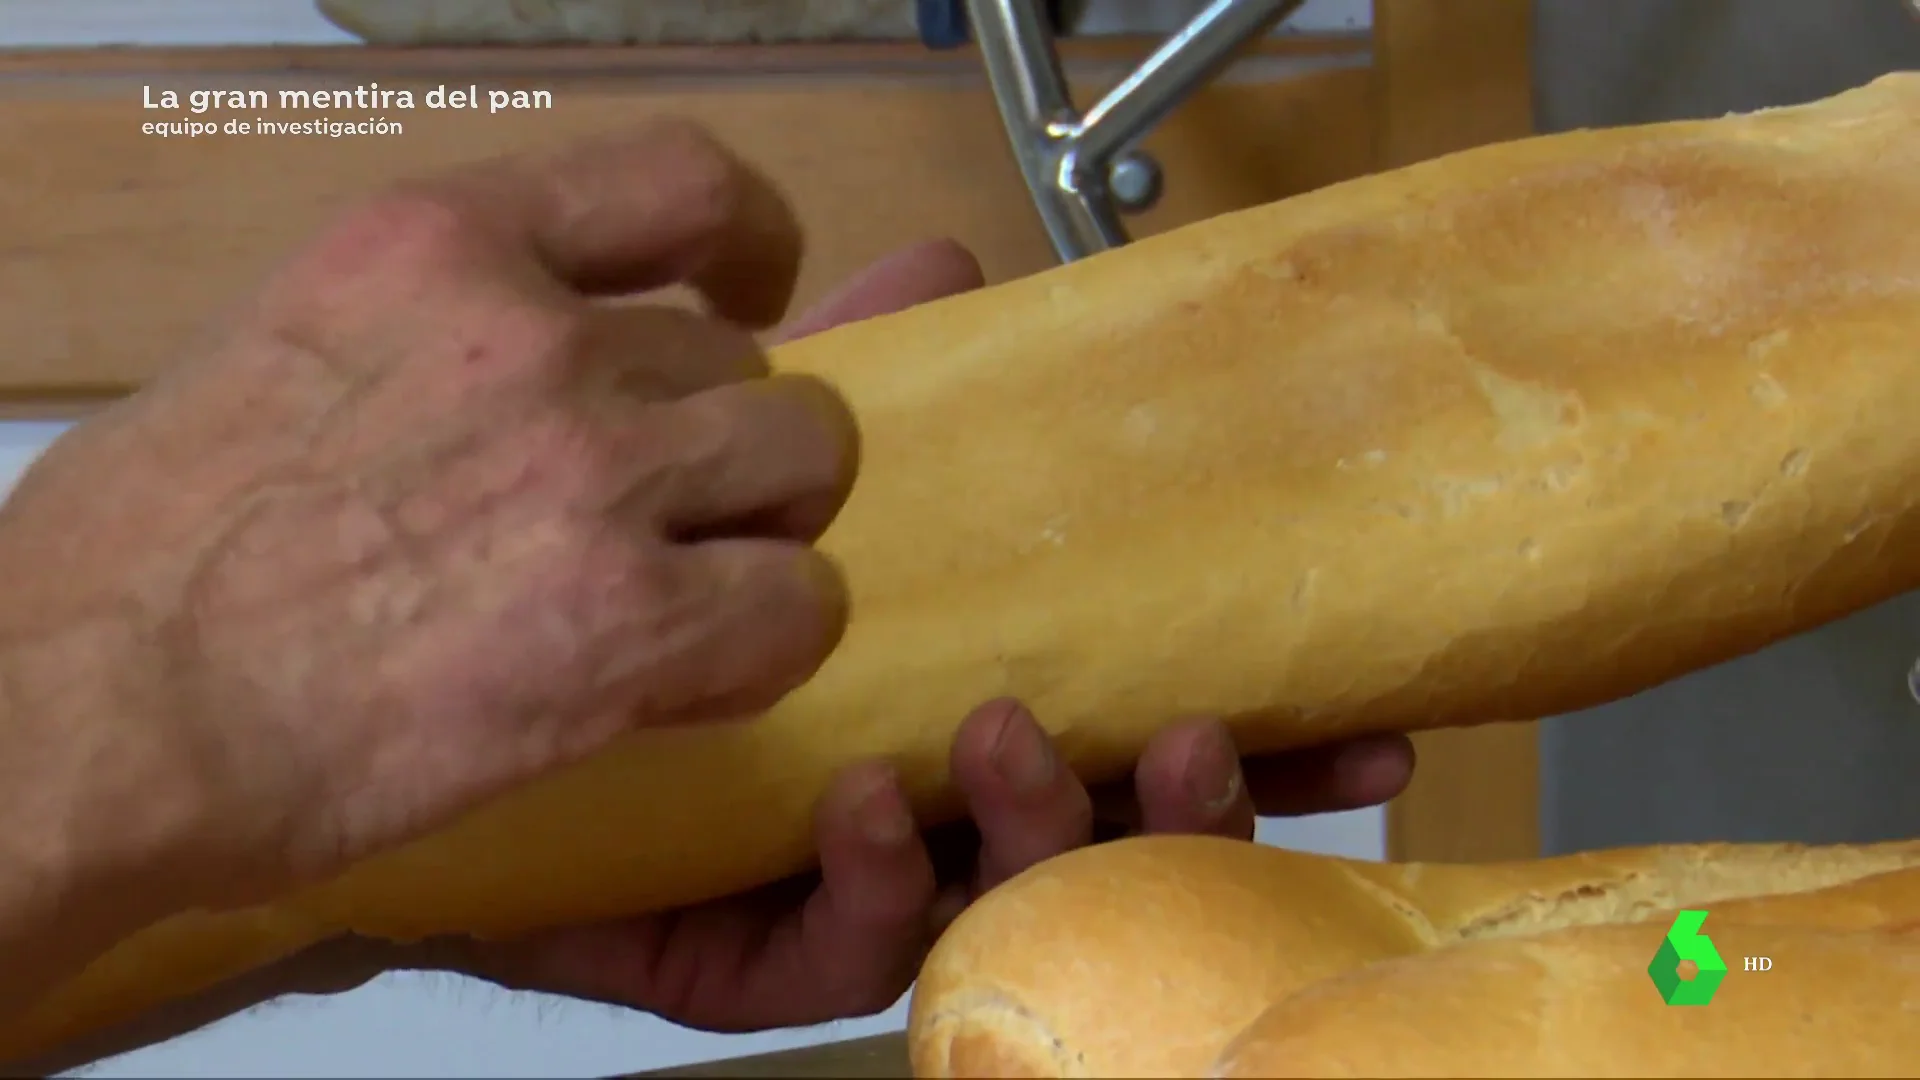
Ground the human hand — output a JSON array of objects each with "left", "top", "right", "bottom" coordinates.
[
  {"left": 426, "top": 699, "right": 1414, "bottom": 1032},
  {"left": 0, "top": 227, "right": 1411, "bottom": 1072},
  {"left": 2, "top": 692, "right": 1410, "bottom": 1077},
  {"left": 397, "top": 244, "right": 1417, "bottom": 1033},
  {"left": 0, "top": 122, "right": 856, "bottom": 917}
]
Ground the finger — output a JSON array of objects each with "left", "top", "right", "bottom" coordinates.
[
  {"left": 1128, "top": 717, "right": 1258, "bottom": 841},
  {"left": 408, "top": 119, "right": 801, "bottom": 321},
  {"left": 772, "top": 238, "right": 986, "bottom": 344},
  {"left": 623, "top": 539, "right": 849, "bottom": 726},
  {"left": 950, "top": 699, "right": 1095, "bottom": 894},
  {"left": 1242, "top": 733, "right": 1418, "bottom": 817},
  {"left": 717, "top": 762, "right": 938, "bottom": 1028},
  {"left": 628, "top": 373, "right": 859, "bottom": 543},
  {"left": 570, "top": 303, "right": 771, "bottom": 401}
]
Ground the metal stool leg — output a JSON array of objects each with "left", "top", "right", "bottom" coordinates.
[{"left": 967, "top": 0, "right": 1308, "bottom": 262}]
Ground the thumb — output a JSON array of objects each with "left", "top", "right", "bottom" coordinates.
[{"left": 772, "top": 239, "right": 985, "bottom": 344}]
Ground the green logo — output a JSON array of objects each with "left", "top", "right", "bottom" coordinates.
[{"left": 1648, "top": 909, "right": 1728, "bottom": 1005}]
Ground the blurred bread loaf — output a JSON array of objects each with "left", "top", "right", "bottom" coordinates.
[
  {"left": 1215, "top": 921, "right": 1920, "bottom": 1078},
  {"left": 910, "top": 835, "right": 1920, "bottom": 1077}
]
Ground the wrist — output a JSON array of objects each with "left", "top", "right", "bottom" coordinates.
[
  {"left": 0, "top": 612, "right": 210, "bottom": 1005},
  {"left": 5, "top": 934, "right": 391, "bottom": 1075}
]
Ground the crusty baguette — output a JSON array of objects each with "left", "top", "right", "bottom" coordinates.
[
  {"left": 9, "top": 72, "right": 1920, "bottom": 1063},
  {"left": 909, "top": 835, "right": 1920, "bottom": 1078},
  {"left": 1214, "top": 921, "right": 1920, "bottom": 1078}
]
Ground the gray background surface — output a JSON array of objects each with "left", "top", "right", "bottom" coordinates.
[{"left": 1535, "top": 0, "right": 1920, "bottom": 852}]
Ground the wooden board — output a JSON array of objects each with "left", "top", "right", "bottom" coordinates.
[
  {"left": 0, "top": 7, "right": 1540, "bottom": 869},
  {"left": 0, "top": 38, "right": 1369, "bottom": 401}
]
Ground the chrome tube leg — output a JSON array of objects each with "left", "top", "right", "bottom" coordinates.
[
  {"left": 966, "top": 0, "right": 1309, "bottom": 263},
  {"left": 1074, "top": 0, "right": 1306, "bottom": 165},
  {"left": 966, "top": 0, "right": 1127, "bottom": 260}
]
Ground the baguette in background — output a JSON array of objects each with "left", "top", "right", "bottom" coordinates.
[
  {"left": 10, "top": 72, "right": 1920, "bottom": 1065},
  {"left": 909, "top": 835, "right": 1920, "bottom": 1077},
  {"left": 1216, "top": 920, "right": 1920, "bottom": 1078}
]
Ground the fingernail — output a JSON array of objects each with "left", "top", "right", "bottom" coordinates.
[
  {"left": 1331, "top": 736, "right": 1409, "bottom": 799},
  {"left": 800, "top": 552, "right": 852, "bottom": 625},
  {"left": 857, "top": 770, "right": 916, "bottom": 847},
  {"left": 1184, "top": 724, "right": 1244, "bottom": 814},
  {"left": 990, "top": 704, "right": 1058, "bottom": 795}
]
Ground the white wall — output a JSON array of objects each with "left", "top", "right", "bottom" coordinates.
[{"left": 3, "top": 2, "right": 1381, "bottom": 1075}]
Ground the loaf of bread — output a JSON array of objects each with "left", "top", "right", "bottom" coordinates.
[
  {"left": 1217, "top": 921, "right": 1920, "bottom": 1078},
  {"left": 8, "top": 72, "right": 1920, "bottom": 1063},
  {"left": 910, "top": 835, "right": 1920, "bottom": 1077}
]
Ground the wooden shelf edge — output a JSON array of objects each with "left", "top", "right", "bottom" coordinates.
[{"left": 0, "top": 33, "right": 1370, "bottom": 79}]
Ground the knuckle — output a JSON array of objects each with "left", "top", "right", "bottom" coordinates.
[
  {"left": 319, "top": 187, "right": 478, "bottom": 275},
  {"left": 502, "top": 300, "right": 591, "bottom": 384},
  {"left": 571, "top": 527, "right": 665, "bottom": 613},
  {"left": 634, "top": 118, "right": 742, "bottom": 235},
  {"left": 775, "top": 371, "right": 856, "bottom": 428},
  {"left": 649, "top": 305, "right": 765, "bottom": 369},
  {"left": 525, "top": 405, "right": 629, "bottom": 499},
  {"left": 770, "top": 373, "right": 861, "bottom": 472},
  {"left": 635, "top": 116, "right": 733, "bottom": 172},
  {"left": 545, "top": 531, "right": 700, "bottom": 708},
  {"left": 619, "top": 548, "right": 696, "bottom": 632},
  {"left": 657, "top": 392, "right": 738, "bottom": 475},
  {"left": 579, "top": 306, "right": 770, "bottom": 398}
]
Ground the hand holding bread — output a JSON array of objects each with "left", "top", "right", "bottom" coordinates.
[
  {"left": 10, "top": 63, "right": 1920, "bottom": 1073},
  {"left": 901, "top": 70, "right": 1920, "bottom": 1077}
]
